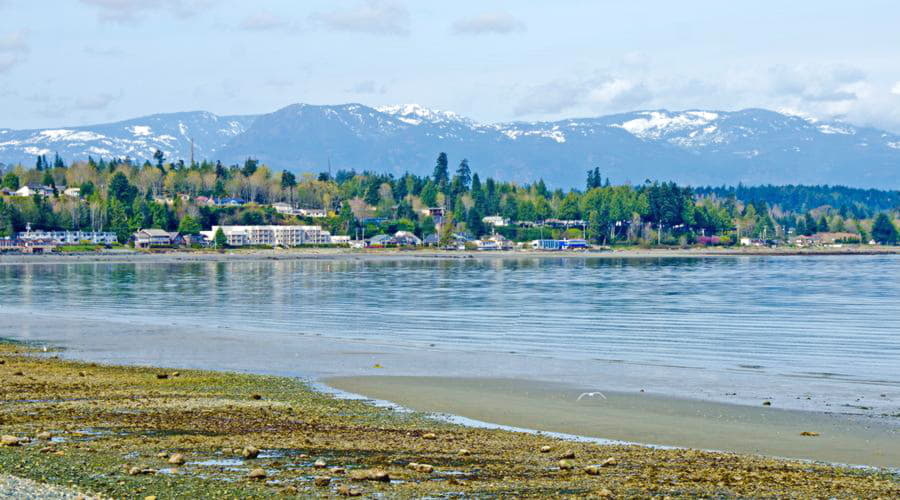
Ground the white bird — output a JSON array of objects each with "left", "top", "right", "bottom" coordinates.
[{"left": 577, "top": 392, "right": 607, "bottom": 401}]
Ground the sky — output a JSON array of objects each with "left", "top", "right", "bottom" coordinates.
[{"left": 2, "top": 0, "right": 900, "bottom": 131}]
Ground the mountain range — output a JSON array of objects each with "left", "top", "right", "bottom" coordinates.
[{"left": 2, "top": 103, "right": 899, "bottom": 188}]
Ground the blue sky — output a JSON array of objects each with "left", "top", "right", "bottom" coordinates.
[{"left": 2, "top": 0, "right": 900, "bottom": 130}]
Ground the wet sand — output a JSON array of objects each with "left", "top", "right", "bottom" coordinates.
[{"left": 326, "top": 376, "right": 900, "bottom": 468}]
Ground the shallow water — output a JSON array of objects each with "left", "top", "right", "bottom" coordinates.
[{"left": 1, "top": 255, "right": 899, "bottom": 414}]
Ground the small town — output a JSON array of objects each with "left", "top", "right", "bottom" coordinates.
[{"left": 1, "top": 154, "right": 897, "bottom": 255}]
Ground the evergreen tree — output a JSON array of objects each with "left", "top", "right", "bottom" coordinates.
[
  {"left": 153, "top": 149, "right": 165, "bottom": 169},
  {"left": 432, "top": 152, "right": 449, "bottom": 191},
  {"left": 242, "top": 157, "right": 258, "bottom": 177},
  {"left": 35, "top": 155, "right": 44, "bottom": 171},
  {"left": 871, "top": 213, "right": 898, "bottom": 244},
  {"left": 280, "top": 170, "right": 297, "bottom": 206},
  {"left": 454, "top": 159, "right": 471, "bottom": 192},
  {"left": 108, "top": 172, "right": 137, "bottom": 204},
  {"left": 214, "top": 227, "right": 227, "bottom": 248},
  {"left": 803, "top": 212, "right": 816, "bottom": 236},
  {"left": 1, "top": 172, "right": 19, "bottom": 190},
  {"left": 108, "top": 199, "right": 130, "bottom": 243},
  {"left": 817, "top": 215, "right": 830, "bottom": 233},
  {"left": 53, "top": 153, "right": 64, "bottom": 168},
  {"left": 177, "top": 215, "right": 201, "bottom": 235}
]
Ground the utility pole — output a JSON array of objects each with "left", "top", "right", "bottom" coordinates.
[{"left": 190, "top": 137, "right": 195, "bottom": 167}]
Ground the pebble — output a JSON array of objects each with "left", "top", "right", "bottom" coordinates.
[
  {"left": 248, "top": 468, "right": 266, "bottom": 480},
  {"left": 313, "top": 476, "right": 331, "bottom": 487},
  {"left": 600, "top": 457, "right": 617, "bottom": 467},
  {"left": 167, "top": 453, "right": 185, "bottom": 465},
  {"left": 458, "top": 448, "right": 471, "bottom": 456},
  {"left": 156, "top": 452, "right": 168, "bottom": 459},
  {"left": 762, "top": 401, "right": 772, "bottom": 406},
  {"left": 313, "top": 458, "right": 327, "bottom": 468},
  {"left": 337, "top": 485, "right": 362, "bottom": 497},
  {"left": 331, "top": 467, "right": 347, "bottom": 474},
  {"left": 800, "top": 431, "right": 820, "bottom": 437},
  {"left": 350, "top": 469, "right": 390, "bottom": 482},
  {"left": 559, "top": 450, "right": 576, "bottom": 459},
  {"left": 415, "top": 463, "right": 434, "bottom": 473},
  {"left": 585, "top": 465, "right": 601, "bottom": 476},
  {"left": 250, "top": 394, "right": 262, "bottom": 400},
  {"left": 1, "top": 435, "right": 21, "bottom": 447},
  {"left": 242, "top": 446, "right": 259, "bottom": 459},
  {"left": 37, "top": 431, "right": 53, "bottom": 440},
  {"left": 155, "top": 374, "right": 168, "bottom": 380},
  {"left": 540, "top": 445, "right": 552, "bottom": 453},
  {"left": 558, "top": 459, "right": 575, "bottom": 470},
  {"left": 597, "top": 487, "right": 613, "bottom": 497},
  {"left": 422, "top": 432, "right": 437, "bottom": 440},
  {"left": 145, "top": 496, "right": 157, "bottom": 500}
]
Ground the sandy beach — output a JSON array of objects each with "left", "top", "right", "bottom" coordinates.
[{"left": 327, "top": 376, "right": 900, "bottom": 468}]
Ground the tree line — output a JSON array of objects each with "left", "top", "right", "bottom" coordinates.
[{"left": 1, "top": 151, "right": 898, "bottom": 245}]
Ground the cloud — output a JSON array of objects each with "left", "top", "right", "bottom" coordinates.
[
  {"left": 79, "top": 0, "right": 212, "bottom": 24},
  {"left": 766, "top": 64, "right": 865, "bottom": 103},
  {"left": 514, "top": 74, "right": 652, "bottom": 116},
  {"left": 0, "top": 30, "right": 29, "bottom": 73},
  {"left": 346, "top": 79, "right": 387, "bottom": 94},
  {"left": 310, "top": 0, "right": 410, "bottom": 36},
  {"left": 73, "top": 92, "right": 121, "bottom": 111},
  {"left": 892, "top": 82, "right": 900, "bottom": 96},
  {"left": 239, "top": 11, "right": 299, "bottom": 33},
  {"left": 451, "top": 11, "right": 525, "bottom": 35}
]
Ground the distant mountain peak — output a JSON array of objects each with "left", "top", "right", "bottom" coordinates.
[
  {"left": 1, "top": 104, "right": 899, "bottom": 188},
  {"left": 375, "top": 103, "right": 472, "bottom": 126}
]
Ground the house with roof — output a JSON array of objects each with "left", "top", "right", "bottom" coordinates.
[
  {"left": 63, "top": 187, "right": 81, "bottom": 198},
  {"left": 133, "top": 228, "right": 178, "bottom": 248},
  {"left": 15, "top": 186, "right": 37, "bottom": 197},
  {"left": 394, "top": 231, "right": 422, "bottom": 246},
  {"left": 218, "top": 197, "right": 246, "bottom": 207},
  {"left": 367, "top": 234, "right": 395, "bottom": 247}
]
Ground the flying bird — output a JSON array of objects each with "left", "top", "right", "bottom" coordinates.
[{"left": 576, "top": 392, "right": 607, "bottom": 401}]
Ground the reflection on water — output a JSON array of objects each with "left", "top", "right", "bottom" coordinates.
[{"left": 1, "top": 255, "right": 898, "bottom": 385}]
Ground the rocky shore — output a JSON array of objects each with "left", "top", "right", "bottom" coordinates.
[{"left": 1, "top": 341, "right": 898, "bottom": 498}]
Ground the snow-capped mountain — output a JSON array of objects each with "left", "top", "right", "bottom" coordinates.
[{"left": 2, "top": 104, "right": 900, "bottom": 188}]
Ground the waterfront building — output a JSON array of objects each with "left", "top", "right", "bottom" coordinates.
[{"left": 202, "top": 225, "right": 331, "bottom": 247}]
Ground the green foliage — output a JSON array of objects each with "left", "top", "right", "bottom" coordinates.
[
  {"left": 1, "top": 172, "right": 19, "bottom": 190},
  {"left": 871, "top": 213, "right": 898, "bottom": 244},
  {"left": 178, "top": 215, "right": 201, "bottom": 235},
  {"left": 214, "top": 227, "right": 227, "bottom": 248}
]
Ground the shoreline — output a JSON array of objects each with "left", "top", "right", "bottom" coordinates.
[
  {"left": 325, "top": 376, "right": 900, "bottom": 469},
  {"left": 1, "top": 341, "right": 898, "bottom": 498},
  {"left": 1, "top": 245, "right": 898, "bottom": 265}
]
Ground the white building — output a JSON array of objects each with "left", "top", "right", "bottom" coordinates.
[
  {"left": 482, "top": 215, "right": 509, "bottom": 227},
  {"left": 17, "top": 225, "right": 117, "bottom": 245},
  {"left": 63, "top": 187, "right": 81, "bottom": 198},
  {"left": 202, "top": 225, "right": 332, "bottom": 247},
  {"left": 271, "top": 203, "right": 328, "bottom": 218}
]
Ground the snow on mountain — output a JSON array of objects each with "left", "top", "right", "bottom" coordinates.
[{"left": 2, "top": 104, "right": 900, "bottom": 188}]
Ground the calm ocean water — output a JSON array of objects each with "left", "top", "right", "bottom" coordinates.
[{"left": 2, "top": 255, "right": 899, "bottom": 394}]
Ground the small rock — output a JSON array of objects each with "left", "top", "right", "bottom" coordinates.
[
  {"left": 242, "top": 446, "right": 259, "bottom": 459},
  {"left": 415, "top": 463, "right": 434, "bottom": 473},
  {"left": 600, "top": 457, "right": 617, "bottom": 467},
  {"left": 145, "top": 496, "right": 157, "bottom": 500},
  {"left": 0, "top": 359, "right": 4, "bottom": 364},
  {"left": 156, "top": 452, "right": 168, "bottom": 459},
  {"left": 1, "top": 435, "right": 20, "bottom": 447},
  {"left": 584, "top": 465, "right": 601, "bottom": 475},
  {"left": 373, "top": 363, "right": 383, "bottom": 368},
  {"left": 78, "top": 371, "right": 86, "bottom": 377},
  {"left": 337, "top": 485, "right": 362, "bottom": 497},
  {"left": 422, "top": 432, "right": 436, "bottom": 440},
  {"left": 168, "top": 453, "right": 185, "bottom": 465},
  {"left": 313, "top": 476, "right": 331, "bottom": 487},
  {"left": 458, "top": 448, "right": 471, "bottom": 456},
  {"left": 128, "top": 466, "right": 142, "bottom": 476},
  {"left": 540, "top": 445, "right": 552, "bottom": 453},
  {"left": 406, "top": 462, "right": 419, "bottom": 470},
  {"left": 250, "top": 394, "right": 262, "bottom": 400},
  {"left": 762, "top": 400, "right": 772, "bottom": 406},
  {"left": 171, "top": 372, "right": 180, "bottom": 377},
  {"left": 313, "top": 458, "right": 327, "bottom": 468},
  {"left": 155, "top": 373, "right": 168, "bottom": 380},
  {"left": 248, "top": 468, "right": 267, "bottom": 480},
  {"left": 332, "top": 467, "right": 347, "bottom": 474},
  {"left": 39, "top": 446, "right": 54, "bottom": 453},
  {"left": 559, "top": 450, "right": 576, "bottom": 459},
  {"left": 558, "top": 459, "right": 575, "bottom": 470},
  {"left": 597, "top": 488, "right": 613, "bottom": 497},
  {"left": 13, "top": 371, "right": 23, "bottom": 376},
  {"left": 800, "top": 431, "right": 820, "bottom": 436},
  {"left": 36, "top": 431, "right": 52, "bottom": 440},
  {"left": 350, "top": 469, "right": 390, "bottom": 482}
]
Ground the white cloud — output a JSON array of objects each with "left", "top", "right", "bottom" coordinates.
[
  {"left": 451, "top": 11, "right": 525, "bottom": 35},
  {"left": 79, "top": 0, "right": 212, "bottom": 24},
  {"left": 0, "top": 30, "right": 29, "bottom": 74},
  {"left": 310, "top": 0, "right": 410, "bottom": 36},
  {"left": 514, "top": 74, "right": 652, "bottom": 116},
  {"left": 892, "top": 82, "right": 900, "bottom": 96}
]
